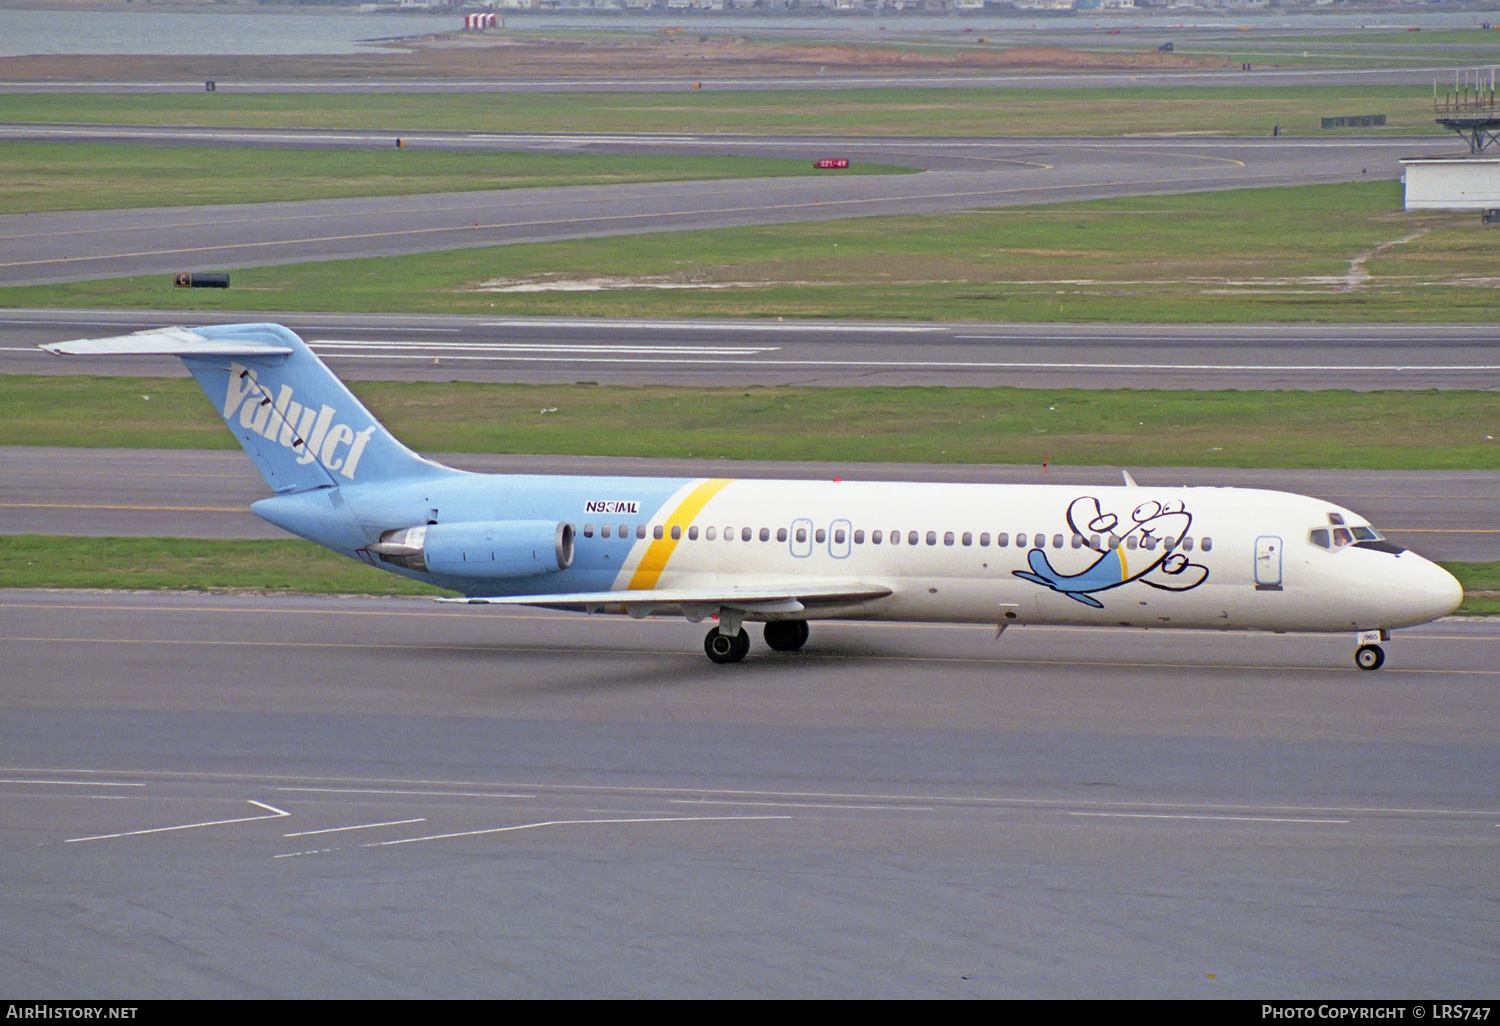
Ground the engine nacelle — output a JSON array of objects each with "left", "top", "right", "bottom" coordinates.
[{"left": 371, "top": 521, "right": 574, "bottom": 578}]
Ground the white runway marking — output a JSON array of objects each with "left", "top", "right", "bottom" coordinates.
[
  {"left": 284, "top": 818, "right": 426, "bottom": 838},
  {"left": 278, "top": 785, "right": 535, "bottom": 799},
  {"left": 63, "top": 799, "right": 290, "bottom": 843},
  {"left": 366, "top": 814, "right": 792, "bottom": 847},
  {"left": 1070, "top": 812, "right": 1351, "bottom": 824}
]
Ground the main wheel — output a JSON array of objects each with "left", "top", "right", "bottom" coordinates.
[
  {"left": 705, "top": 627, "right": 750, "bottom": 664},
  {"left": 1355, "top": 644, "right": 1385, "bottom": 671},
  {"left": 763, "top": 620, "right": 810, "bottom": 652}
]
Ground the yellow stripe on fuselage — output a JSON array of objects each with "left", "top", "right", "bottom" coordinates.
[{"left": 626, "top": 478, "right": 733, "bottom": 591}]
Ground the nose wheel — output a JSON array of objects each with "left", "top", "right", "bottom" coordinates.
[
  {"left": 1355, "top": 644, "right": 1385, "bottom": 671},
  {"left": 1353, "top": 629, "right": 1389, "bottom": 671},
  {"left": 704, "top": 627, "right": 750, "bottom": 664}
]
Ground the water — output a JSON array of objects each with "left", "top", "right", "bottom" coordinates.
[{"left": 0, "top": 9, "right": 460, "bottom": 57}]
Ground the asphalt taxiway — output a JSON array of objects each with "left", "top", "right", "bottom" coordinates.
[
  {"left": 0, "top": 131, "right": 1459, "bottom": 287},
  {"left": 7, "top": 310, "right": 1499, "bottom": 390},
  {"left": 1, "top": 590, "right": 1495, "bottom": 997}
]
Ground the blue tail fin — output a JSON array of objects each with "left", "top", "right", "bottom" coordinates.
[{"left": 44, "top": 322, "right": 452, "bottom": 494}]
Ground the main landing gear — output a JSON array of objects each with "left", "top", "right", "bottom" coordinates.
[
  {"left": 704, "top": 627, "right": 751, "bottom": 665},
  {"left": 763, "top": 620, "right": 810, "bottom": 653},
  {"left": 1353, "top": 628, "right": 1390, "bottom": 671},
  {"left": 702, "top": 620, "right": 811, "bottom": 664}
]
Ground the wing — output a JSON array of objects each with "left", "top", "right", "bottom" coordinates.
[{"left": 442, "top": 579, "right": 893, "bottom": 621}]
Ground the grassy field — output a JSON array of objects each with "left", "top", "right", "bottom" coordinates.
[
  {"left": 5, "top": 180, "right": 1493, "bottom": 324},
  {"left": 0, "top": 535, "right": 1493, "bottom": 614},
  {"left": 0, "top": 86, "right": 1450, "bottom": 139},
  {"left": 0, "top": 142, "right": 908, "bottom": 216},
  {"left": 3, "top": 374, "right": 1496, "bottom": 470}
]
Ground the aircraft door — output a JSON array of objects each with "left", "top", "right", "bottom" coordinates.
[
  {"left": 829, "top": 519, "right": 852, "bottom": 559},
  {"left": 790, "top": 518, "right": 813, "bottom": 558},
  {"left": 1254, "top": 535, "right": 1283, "bottom": 591}
]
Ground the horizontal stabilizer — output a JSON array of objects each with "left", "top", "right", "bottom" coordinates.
[
  {"left": 41, "top": 327, "right": 293, "bottom": 358},
  {"left": 445, "top": 581, "right": 892, "bottom": 616}
]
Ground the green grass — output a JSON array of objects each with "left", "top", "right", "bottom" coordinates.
[
  {"left": 6, "top": 180, "right": 1493, "bottom": 324},
  {"left": 0, "top": 535, "right": 447, "bottom": 596},
  {"left": 0, "top": 86, "right": 1450, "bottom": 138},
  {"left": 2, "top": 375, "right": 1495, "bottom": 471},
  {"left": 0, "top": 142, "right": 908, "bottom": 215},
  {"left": 0, "top": 535, "right": 1492, "bottom": 614}
]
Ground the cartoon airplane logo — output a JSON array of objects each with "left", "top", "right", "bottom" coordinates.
[{"left": 1013, "top": 496, "right": 1209, "bottom": 608}]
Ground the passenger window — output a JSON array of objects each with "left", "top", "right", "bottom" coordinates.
[
  {"left": 742, "top": 527, "right": 753, "bottom": 542},
  {"left": 1142, "top": 536, "right": 1157, "bottom": 551},
  {"left": 795, "top": 528, "right": 807, "bottom": 543},
  {"left": 980, "top": 533, "right": 991, "bottom": 547},
  {"left": 996, "top": 533, "right": 1008, "bottom": 547},
  {"left": 671, "top": 525, "right": 681, "bottom": 540},
  {"left": 777, "top": 527, "right": 788, "bottom": 543},
  {"left": 889, "top": 531, "right": 900, "bottom": 545},
  {"left": 583, "top": 524, "right": 594, "bottom": 538},
  {"left": 759, "top": 527, "right": 770, "bottom": 542},
  {"left": 834, "top": 529, "right": 846, "bottom": 544},
  {"left": 1090, "top": 534, "right": 1101, "bottom": 548},
  {"left": 706, "top": 527, "right": 717, "bottom": 541},
  {"left": 926, "top": 531, "right": 937, "bottom": 546},
  {"left": 1015, "top": 533, "right": 1026, "bottom": 548},
  {"left": 653, "top": 525, "right": 664, "bottom": 540},
  {"left": 636, "top": 525, "right": 647, "bottom": 540},
  {"left": 961, "top": 532, "right": 972, "bottom": 546},
  {"left": 1052, "top": 534, "right": 1064, "bottom": 549},
  {"left": 1108, "top": 535, "right": 1120, "bottom": 549},
  {"left": 908, "top": 531, "right": 919, "bottom": 546},
  {"left": 816, "top": 529, "right": 827, "bottom": 544},
  {"left": 1071, "top": 535, "right": 1084, "bottom": 549},
  {"left": 854, "top": 530, "right": 865, "bottom": 544},
  {"left": 618, "top": 524, "right": 628, "bottom": 539},
  {"left": 1126, "top": 536, "right": 1138, "bottom": 550},
  {"left": 724, "top": 527, "right": 733, "bottom": 542},
  {"left": 1182, "top": 537, "right": 1193, "bottom": 551},
  {"left": 688, "top": 526, "right": 699, "bottom": 541},
  {"left": 601, "top": 524, "right": 612, "bottom": 539},
  {"left": 872, "top": 530, "right": 883, "bottom": 544},
  {"left": 1201, "top": 537, "right": 1213, "bottom": 552}
]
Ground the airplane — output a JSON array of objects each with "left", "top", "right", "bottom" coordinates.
[{"left": 42, "top": 322, "right": 1463, "bottom": 671}]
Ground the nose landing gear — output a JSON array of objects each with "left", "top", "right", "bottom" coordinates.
[
  {"left": 1353, "top": 629, "right": 1390, "bottom": 671},
  {"left": 1354, "top": 644, "right": 1385, "bottom": 671}
]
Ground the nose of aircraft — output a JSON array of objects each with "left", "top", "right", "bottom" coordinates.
[{"left": 1409, "top": 557, "right": 1464, "bottom": 624}]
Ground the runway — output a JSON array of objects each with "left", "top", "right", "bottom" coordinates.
[
  {"left": 3, "top": 447, "right": 1495, "bottom": 561},
  {"left": 0, "top": 132, "right": 1456, "bottom": 287},
  {"left": 7, "top": 310, "right": 1499, "bottom": 391},
  {"left": 1, "top": 590, "right": 1494, "bottom": 997}
]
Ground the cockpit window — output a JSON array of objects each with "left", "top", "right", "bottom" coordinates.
[
  {"left": 1327, "top": 513, "right": 1345, "bottom": 526},
  {"left": 1311, "top": 523, "right": 1384, "bottom": 550}
]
